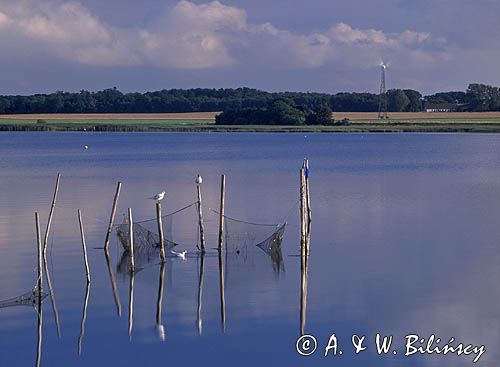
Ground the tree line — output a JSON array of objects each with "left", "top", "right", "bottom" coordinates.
[{"left": 0, "top": 83, "right": 499, "bottom": 115}]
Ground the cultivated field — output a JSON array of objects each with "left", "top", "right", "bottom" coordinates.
[
  {"left": 0, "top": 112, "right": 219, "bottom": 120},
  {"left": 333, "top": 111, "right": 500, "bottom": 122}
]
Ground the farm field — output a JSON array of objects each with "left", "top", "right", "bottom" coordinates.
[{"left": 1, "top": 112, "right": 500, "bottom": 132}]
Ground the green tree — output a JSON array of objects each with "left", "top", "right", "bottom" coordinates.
[
  {"left": 387, "top": 89, "right": 410, "bottom": 112},
  {"left": 306, "top": 104, "right": 333, "bottom": 125}
]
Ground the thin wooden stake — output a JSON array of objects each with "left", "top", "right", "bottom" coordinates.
[
  {"left": 300, "top": 168, "right": 306, "bottom": 249},
  {"left": 218, "top": 174, "right": 226, "bottom": 251},
  {"left": 156, "top": 202, "right": 165, "bottom": 262},
  {"left": 104, "top": 181, "right": 122, "bottom": 253},
  {"left": 78, "top": 210, "right": 91, "bottom": 283},
  {"left": 128, "top": 208, "right": 135, "bottom": 272},
  {"left": 196, "top": 182, "right": 206, "bottom": 252},
  {"left": 305, "top": 159, "right": 311, "bottom": 224},
  {"left": 43, "top": 173, "right": 61, "bottom": 256}
]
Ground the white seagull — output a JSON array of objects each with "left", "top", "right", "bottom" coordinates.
[
  {"left": 84, "top": 145, "right": 89, "bottom": 150},
  {"left": 170, "top": 250, "right": 187, "bottom": 260},
  {"left": 195, "top": 175, "right": 203, "bottom": 185},
  {"left": 149, "top": 191, "right": 165, "bottom": 202}
]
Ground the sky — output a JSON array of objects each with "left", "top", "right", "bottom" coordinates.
[{"left": 0, "top": 0, "right": 499, "bottom": 95}]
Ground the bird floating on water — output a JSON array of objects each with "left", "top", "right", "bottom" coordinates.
[
  {"left": 84, "top": 145, "right": 88, "bottom": 150},
  {"left": 148, "top": 191, "right": 165, "bottom": 202},
  {"left": 170, "top": 250, "right": 187, "bottom": 260},
  {"left": 195, "top": 175, "right": 203, "bottom": 185}
]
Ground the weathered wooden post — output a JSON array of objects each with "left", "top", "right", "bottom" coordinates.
[
  {"left": 304, "top": 159, "right": 311, "bottom": 224},
  {"left": 195, "top": 175, "right": 206, "bottom": 252},
  {"left": 35, "top": 212, "right": 43, "bottom": 297},
  {"left": 78, "top": 210, "right": 91, "bottom": 283},
  {"left": 300, "top": 244, "right": 309, "bottom": 336},
  {"left": 300, "top": 168, "right": 306, "bottom": 249},
  {"left": 218, "top": 174, "right": 226, "bottom": 251},
  {"left": 128, "top": 208, "right": 135, "bottom": 272},
  {"left": 43, "top": 173, "right": 61, "bottom": 256},
  {"left": 156, "top": 202, "right": 165, "bottom": 262},
  {"left": 104, "top": 181, "right": 122, "bottom": 253}
]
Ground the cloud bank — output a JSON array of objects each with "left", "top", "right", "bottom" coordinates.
[{"left": 0, "top": 0, "right": 450, "bottom": 71}]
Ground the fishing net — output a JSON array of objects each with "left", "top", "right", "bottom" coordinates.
[
  {"left": 222, "top": 213, "right": 286, "bottom": 273},
  {"left": 115, "top": 202, "right": 200, "bottom": 256},
  {"left": 0, "top": 286, "right": 46, "bottom": 309}
]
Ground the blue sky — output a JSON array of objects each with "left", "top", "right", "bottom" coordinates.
[{"left": 0, "top": 0, "right": 499, "bottom": 95}]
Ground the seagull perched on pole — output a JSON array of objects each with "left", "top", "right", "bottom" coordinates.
[
  {"left": 148, "top": 191, "right": 165, "bottom": 202},
  {"left": 195, "top": 175, "right": 203, "bottom": 185}
]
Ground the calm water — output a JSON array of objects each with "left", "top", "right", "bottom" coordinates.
[{"left": 0, "top": 132, "right": 499, "bottom": 366}]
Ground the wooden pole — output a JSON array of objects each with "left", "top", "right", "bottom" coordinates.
[
  {"left": 156, "top": 261, "right": 165, "bottom": 341},
  {"left": 218, "top": 174, "right": 226, "bottom": 251},
  {"left": 35, "top": 212, "right": 43, "bottom": 297},
  {"left": 78, "top": 210, "right": 91, "bottom": 283},
  {"left": 305, "top": 159, "right": 311, "bottom": 224},
  {"left": 43, "top": 173, "right": 61, "bottom": 256},
  {"left": 104, "top": 181, "right": 122, "bottom": 253},
  {"left": 128, "top": 208, "right": 135, "bottom": 272},
  {"left": 300, "top": 168, "right": 306, "bottom": 249},
  {"left": 156, "top": 202, "right": 165, "bottom": 262},
  {"left": 104, "top": 251, "right": 122, "bottom": 317},
  {"left": 196, "top": 183, "right": 206, "bottom": 252}
]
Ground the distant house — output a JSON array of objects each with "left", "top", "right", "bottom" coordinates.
[{"left": 425, "top": 103, "right": 457, "bottom": 112}]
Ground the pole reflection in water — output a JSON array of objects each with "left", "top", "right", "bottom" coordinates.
[
  {"left": 105, "top": 251, "right": 122, "bottom": 317},
  {"left": 43, "top": 255, "right": 61, "bottom": 338},
  {"left": 300, "top": 230, "right": 310, "bottom": 336},
  {"left": 36, "top": 293, "right": 43, "bottom": 367},
  {"left": 128, "top": 270, "right": 135, "bottom": 340},
  {"left": 78, "top": 281, "right": 90, "bottom": 356},
  {"left": 156, "top": 261, "right": 165, "bottom": 341},
  {"left": 218, "top": 251, "right": 226, "bottom": 332},
  {"left": 196, "top": 252, "right": 205, "bottom": 336}
]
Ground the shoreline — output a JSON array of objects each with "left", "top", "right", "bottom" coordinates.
[{"left": 2, "top": 112, "right": 500, "bottom": 133}]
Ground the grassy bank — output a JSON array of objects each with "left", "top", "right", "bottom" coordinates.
[{"left": 2, "top": 113, "right": 500, "bottom": 132}]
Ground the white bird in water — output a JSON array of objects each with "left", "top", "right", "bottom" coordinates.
[
  {"left": 84, "top": 145, "right": 88, "bottom": 150},
  {"left": 195, "top": 175, "right": 203, "bottom": 185},
  {"left": 148, "top": 191, "right": 165, "bottom": 202},
  {"left": 170, "top": 250, "right": 187, "bottom": 260}
]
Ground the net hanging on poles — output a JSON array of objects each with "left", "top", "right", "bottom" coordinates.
[{"left": 115, "top": 202, "right": 199, "bottom": 255}]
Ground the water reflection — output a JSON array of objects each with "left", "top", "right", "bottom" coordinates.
[
  {"left": 43, "top": 254, "right": 61, "bottom": 338},
  {"left": 156, "top": 261, "right": 165, "bottom": 341},
  {"left": 104, "top": 252, "right": 122, "bottom": 317},
  {"left": 36, "top": 293, "right": 43, "bottom": 367},
  {"left": 128, "top": 271, "right": 135, "bottom": 340},
  {"left": 77, "top": 281, "right": 90, "bottom": 356},
  {"left": 196, "top": 253, "right": 205, "bottom": 336}
]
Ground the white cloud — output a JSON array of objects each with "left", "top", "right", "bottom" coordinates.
[{"left": 0, "top": 0, "right": 450, "bottom": 71}]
